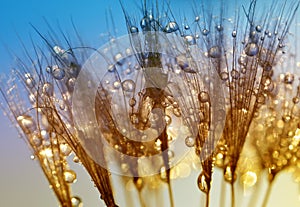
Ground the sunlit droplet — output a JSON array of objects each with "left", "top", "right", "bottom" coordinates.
[
  {"left": 208, "top": 46, "right": 221, "bottom": 58},
  {"left": 122, "top": 79, "right": 135, "bottom": 92},
  {"left": 245, "top": 42, "right": 259, "bottom": 56},
  {"left": 71, "top": 196, "right": 83, "bottom": 207},
  {"left": 64, "top": 170, "right": 77, "bottom": 183},
  {"left": 197, "top": 172, "right": 209, "bottom": 193},
  {"left": 185, "top": 136, "right": 195, "bottom": 147},
  {"left": 52, "top": 65, "right": 65, "bottom": 80}
]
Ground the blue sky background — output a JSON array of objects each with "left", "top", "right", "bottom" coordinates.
[{"left": 0, "top": 0, "right": 299, "bottom": 207}]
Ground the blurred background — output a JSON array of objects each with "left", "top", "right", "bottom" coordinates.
[{"left": 0, "top": 0, "right": 299, "bottom": 206}]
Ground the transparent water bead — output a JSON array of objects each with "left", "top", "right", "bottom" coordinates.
[
  {"left": 232, "top": 30, "right": 237, "bottom": 38},
  {"left": 224, "top": 166, "right": 236, "bottom": 182},
  {"left": 64, "top": 170, "right": 77, "bottom": 183},
  {"left": 60, "top": 143, "right": 72, "bottom": 156},
  {"left": 46, "top": 66, "right": 52, "bottom": 73},
  {"left": 284, "top": 73, "right": 295, "bottom": 84},
  {"left": 164, "top": 21, "right": 179, "bottom": 33},
  {"left": 25, "top": 73, "right": 35, "bottom": 88},
  {"left": 185, "top": 136, "right": 195, "bottom": 147},
  {"left": 68, "top": 78, "right": 76, "bottom": 90},
  {"left": 208, "top": 46, "right": 221, "bottom": 58},
  {"left": 130, "top": 26, "right": 139, "bottom": 33},
  {"left": 53, "top": 46, "right": 67, "bottom": 58},
  {"left": 17, "top": 115, "right": 35, "bottom": 134},
  {"left": 30, "top": 134, "right": 42, "bottom": 147},
  {"left": 198, "top": 91, "right": 209, "bottom": 103},
  {"left": 197, "top": 172, "right": 209, "bottom": 193},
  {"left": 202, "top": 29, "right": 209, "bottom": 36},
  {"left": 71, "top": 196, "right": 83, "bottom": 207},
  {"left": 122, "top": 79, "right": 135, "bottom": 92},
  {"left": 184, "top": 35, "right": 196, "bottom": 45},
  {"left": 114, "top": 53, "right": 125, "bottom": 65},
  {"left": 42, "top": 82, "right": 54, "bottom": 95},
  {"left": 216, "top": 25, "right": 223, "bottom": 32},
  {"left": 140, "top": 17, "right": 151, "bottom": 31},
  {"left": 245, "top": 42, "right": 259, "bottom": 56},
  {"left": 52, "top": 65, "right": 65, "bottom": 80},
  {"left": 256, "top": 25, "right": 262, "bottom": 32}
]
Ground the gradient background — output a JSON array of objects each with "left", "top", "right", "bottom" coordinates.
[{"left": 0, "top": 0, "right": 299, "bottom": 206}]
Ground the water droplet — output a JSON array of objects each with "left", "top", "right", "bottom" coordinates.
[
  {"left": 185, "top": 136, "right": 195, "bottom": 147},
  {"left": 31, "top": 134, "right": 42, "bottom": 147},
  {"left": 184, "top": 35, "right": 196, "bottom": 45},
  {"left": 173, "top": 108, "right": 181, "bottom": 117},
  {"left": 73, "top": 156, "right": 80, "bottom": 163},
  {"left": 64, "top": 170, "right": 77, "bottom": 183},
  {"left": 224, "top": 166, "right": 236, "bottom": 182},
  {"left": 68, "top": 78, "right": 76, "bottom": 90},
  {"left": 46, "top": 66, "right": 52, "bottom": 73},
  {"left": 17, "top": 115, "right": 35, "bottom": 134},
  {"left": 238, "top": 55, "right": 248, "bottom": 66},
  {"left": 282, "top": 114, "right": 291, "bottom": 122},
  {"left": 107, "top": 64, "right": 116, "bottom": 72},
  {"left": 267, "top": 32, "right": 272, "bottom": 38},
  {"left": 164, "top": 21, "right": 179, "bottom": 33},
  {"left": 140, "top": 17, "right": 150, "bottom": 31},
  {"left": 113, "top": 80, "right": 121, "bottom": 89},
  {"left": 202, "top": 29, "right": 209, "bottom": 36},
  {"left": 184, "top": 25, "right": 190, "bottom": 30},
  {"left": 175, "top": 55, "right": 196, "bottom": 73},
  {"left": 256, "top": 25, "right": 262, "bottom": 32},
  {"left": 220, "top": 72, "right": 229, "bottom": 80},
  {"left": 216, "top": 25, "right": 223, "bottom": 31},
  {"left": 42, "top": 82, "right": 53, "bottom": 95},
  {"left": 68, "top": 62, "right": 80, "bottom": 77},
  {"left": 232, "top": 30, "right": 237, "bottom": 38},
  {"left": 39, "top": 148, "right": 53, "bottom": 158},
  {"left": 250, "top": 30, "right": 258, "bottom": 42},
  {"left": 245, "top": 43, "right": 259, "bottom": 56},
  {"left": 52, "top": 65, "right": 65, "bottom": 80},
  {"left": 165, "top": 115, "right": 172, "bottom": 125},
  {"left": 284, "top": 73, "right": 294, "bottom": 84},
  {"left": 195, "top": 16, "right": 200, "bottom": 22},
  {"left": 199, "top": 91, "right": 209, "bottom": 103},
  {"left": 53, "top": 46, "right": 67, "bottom": 58},
  {"left": 261, "top": 76, "right": 272, "bottom": 86},
  {"left": 208, "top": 46, "right": 221, "bottom": 58},
  {"left": 197, "top": 172, "right": 209, "bottom": 193},
  {"left": 293, "top": 97, "right": 299, "bottom": 104},
  {"left": 71, "top": 196, "right": 83, "bottom": 207},
  {"left": 122, "top": 79, "right": 135, "bottom": 92},
  {"left": 130, "top": 26, "right": 139, "bottom": 33},
  {"left": 278, "top": 43, "right": 284, "bottom": 48},
  {"left": 114, "top": 53, "right": 125, "bottom": 65},
  {"left": 25, "top": 77, "right": 35, "bottom": 88},
  {"left": 134, "top": 177, "right": 144, "bottom": 191},
  {"left": 129, "top": 97, "right": 136, "bottom": 107},
  {"left": 160, "top": 166, "right": 167, "bottom": 181},
  {"left": 155, "top": 139, "right": 162, "bottom": 151},
  {"left": 60, "top": 143, "right": 72, "bottom": 156},
  {"left": 30, "top": 155, "right": 35, "bottom": 160},
  {"left": 231, "top": 69, "right": 239, "bottom": 79},
  {"left": 168, "top": 150, "right": 174, "bottom": 159}
]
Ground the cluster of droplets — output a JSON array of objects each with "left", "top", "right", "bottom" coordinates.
[
  {"left": 249, "top": 73, "right": 300, "bottom": 181},
  {"left": 2, "top": 1, "right": 300, "bottom": 207},
  {"left": 3, "top": 66, "right": 81, "bottom": 207}
]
